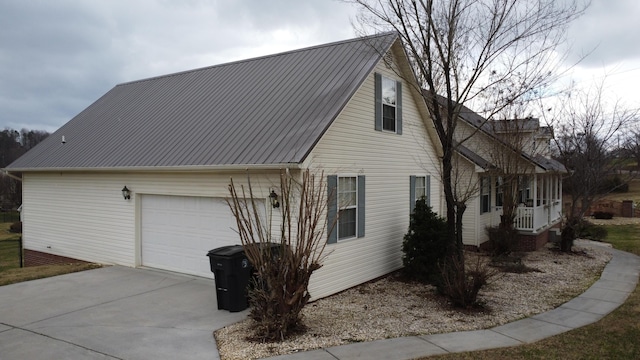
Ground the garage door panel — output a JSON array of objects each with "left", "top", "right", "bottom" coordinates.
[{"left": 141, "top": 195, "right": 262, "bottom": 278}]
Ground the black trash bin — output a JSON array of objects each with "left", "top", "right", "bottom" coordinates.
[{"left": 207, "top": 245, "right": 252, "bottom": 312}]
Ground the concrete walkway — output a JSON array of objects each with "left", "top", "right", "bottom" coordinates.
[{"left": 266, "top": 245, "right": 640, "bottom": 360}]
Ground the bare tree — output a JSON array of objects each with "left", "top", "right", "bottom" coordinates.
[
  {"left": 227, "top": 169, "right": 331, "bottom": 341},
  {"left": 348, "top": 0, "right": 587, "bottom": 256},
  {"left": 1, "top": 128, "right": 50, "bottom": 208},
  {"left": 623, "top": 129, "right": 640, "bottom": 170},
  {"left": 548, "top": 83, "right": 638, "bottom": 251}
]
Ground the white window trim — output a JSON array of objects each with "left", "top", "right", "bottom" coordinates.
[
  {"left": 337, "top": 174, "right": 358, "bottom": 241},
  {"left": 381, "top": 75, "right": 397, "bottom": 133},
  {"left": 480, "top": 176, "right": 491, "bottom": 214}
]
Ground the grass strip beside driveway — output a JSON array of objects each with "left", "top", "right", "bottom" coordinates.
[{"left": 0, "top": 222, "right": 101, "bottom": 286}]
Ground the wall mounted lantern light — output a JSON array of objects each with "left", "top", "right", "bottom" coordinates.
[
  {"left": 269, "top": 189, "right": 280, "bottom": 208},
  {"left": 122, "top": 186, "right": 131, "bottom": 200}
]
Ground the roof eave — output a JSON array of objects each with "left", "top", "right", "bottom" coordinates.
[{"left": 6, "top": 163, "right": 302, "bottom": 173}]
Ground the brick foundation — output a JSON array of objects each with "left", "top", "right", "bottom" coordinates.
[
  {"left": 516, "top": 231, "right": 548, "bottom": 252},
  {"left": 24, "top": 249, "right": 89, "bottom": 267},
  {"left": 467, "top": 224, "right": 559, "bottom": 253}
]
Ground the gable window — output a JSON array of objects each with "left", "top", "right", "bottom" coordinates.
[
  {"left": 374, "top": 73, "right": 402, "bottom": 134},
  {"left": 327, "top": 175, "right": 365, "bottom": 243},
  {"left": 410, "top": 175, "right": 431, "bottom": 212},
  {"left": 480, "top": 176, "right": 491, "bottom": 214},
  {"left": 382, "top": 77, "right": 397, "bottom": 131}
]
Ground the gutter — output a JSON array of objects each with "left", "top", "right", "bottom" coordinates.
[
  {"left": 3, "top": 163, "right": 302, "bottom": 174},
  {"left": 1, "top": 169, "right": 22, "bottom": 181}
]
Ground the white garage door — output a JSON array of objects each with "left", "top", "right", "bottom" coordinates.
[{"left": 141, "top": 195, "right": 250, "bottom": 278}]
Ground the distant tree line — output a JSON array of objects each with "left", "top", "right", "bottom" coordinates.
[{"left": 1, "top": 128, "right": 49, "bottom": 209}]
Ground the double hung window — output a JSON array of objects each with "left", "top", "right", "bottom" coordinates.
[
  {"left": 374, "top": 73, "right": 402, "bottom": 134},
  {"left": 480, "top": 176, "right": 491, "bottom": 214}
]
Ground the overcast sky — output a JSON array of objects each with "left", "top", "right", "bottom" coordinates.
[{"left": 1, "top": 0, "right": 639, "bottom": 132}]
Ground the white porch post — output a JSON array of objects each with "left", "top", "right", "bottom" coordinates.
[{"left": 533, "top": 173, "right": 537, "bottom": 207}]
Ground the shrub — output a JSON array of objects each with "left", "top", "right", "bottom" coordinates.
[
  {"left": 486, "top": 226, "right": 519, "bottom": 257},
  {"left": 579, "top": 222, "right": 608, "bottom": 241},
  {"left": 437, "top": 255, "right": 496, "bottom": 308},
  {"left": 227, "top": 170, "right": 329, "bottom": 341},
  {"left": 9, "top": 221, "right": 22, "bottom": 233},
  {"left": 593, "top": 211, "right": 614, "bottom": 220},
  {"left": 600, "top": 176, "right": 629, "bottom": 194},
  {"left": 401, "top": 199, "right": 450, "bottom": 283}
]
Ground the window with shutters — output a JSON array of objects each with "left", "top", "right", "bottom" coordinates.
[
  {"left": 327, "top": 175, "right": 365, "bottom": 243},
  {"left": 414, "top": 176, "right": 426, "bottom": 202},
  {"left": 381, "top": 76, "right": 397, "bottom": 132},
  {"left": 338, "top": 176, "right": 357, "bottom": 239},
  {"left": 410, "top": 175, "right": 430, "bottom": 213},
  {"left": 374, "top": 73, "right": 402, "bottom": 134},
  {"left": 480, "top": 176, "right": 491, "bottom": 214}
]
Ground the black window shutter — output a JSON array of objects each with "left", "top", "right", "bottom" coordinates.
[
  {"left": 409, "top": 175, "right": 416, "bottom": 213},
  {"left": 357, "top": 175, "right": 365, "bottom": 238},
  {"left": 374, "top": 73, "right": 382, "bottom": 131},
  {"left": 426, "top": 175, "right": 431, "bottom": 206},
  {"left": 327, "top": 175, "right": 338, "bottom": 244},
  {"left": 396, "top": 80, "right": 402, "bottom": 135}
]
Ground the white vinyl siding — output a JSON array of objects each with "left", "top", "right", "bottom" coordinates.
[
  {"left": 21, "top": 171, "right": 283, "bottom": 269},
  {"left": 303, "top": 44, "right": 441, "bottom": 300},
  {"left": 21, "top": 43, "right": 442, "bottom": 301}
]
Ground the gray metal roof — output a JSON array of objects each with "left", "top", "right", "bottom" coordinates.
[
  {"left": 7, "top": 33, "right": 397, "bottom": 171},
  {"left": 455, "top": 142, "right": 495, "bottom": 170}
]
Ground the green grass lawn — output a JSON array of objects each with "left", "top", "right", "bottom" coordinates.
[
  {"left": 0, "top": 222, "right": 100, "bottom": 286},
  {"left": 422, "top": 224, "right": 640, "bottom": 360},
  {"left": 604, "top": 224, "right": 640, "bottom": 256},
  {"left": 0, "top": 223, "right": 22, "bottom": 272}
]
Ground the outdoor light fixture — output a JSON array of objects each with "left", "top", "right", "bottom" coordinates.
[
  {"left": 269, "top": 189, "right": 280, "bottom": 208},
  {"left": 122, "top": 186, "right": 131, "bottom": 200}
]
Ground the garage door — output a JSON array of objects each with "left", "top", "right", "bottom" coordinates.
[{"left": 141, "top": 195, "right": 251, "bottom": 278}]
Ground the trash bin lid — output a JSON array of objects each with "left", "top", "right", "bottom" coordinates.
[{"left": 207, "top": 244, "right": 244, "bottom": 257}]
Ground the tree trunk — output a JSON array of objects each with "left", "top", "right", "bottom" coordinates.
[{"left": 441, "top": 144, "right": 459, "bottom": 257}]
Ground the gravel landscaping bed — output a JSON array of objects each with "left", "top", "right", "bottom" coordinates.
[{"left": 215, "top": 241, "right": 611, "bottom": 360}]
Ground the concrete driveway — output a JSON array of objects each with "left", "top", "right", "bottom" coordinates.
[{"left": 0, "top": 266, "right": 247, "bottom": 360}]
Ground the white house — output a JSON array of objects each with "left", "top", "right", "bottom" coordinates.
[
  {"left": 4, "top": 33, "right": 443, "bottom": 299},
  {"left": 451, "top": 102, "right": 565, "bottom": 250}
]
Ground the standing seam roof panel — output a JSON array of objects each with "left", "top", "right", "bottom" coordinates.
[{"left": 6, "top": 32, "right": 398, "bottom": 170}]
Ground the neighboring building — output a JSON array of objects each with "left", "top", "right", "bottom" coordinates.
[
  {"left": 4, "top": 33, "right": 442, "bottom": 300},
  {"left": 451, "top": 101, "right": 565, "bottom": 250}
]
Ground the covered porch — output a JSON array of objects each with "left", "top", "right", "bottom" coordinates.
[{"left": 490, "top": 173, "right": 563, "bottom": 232}]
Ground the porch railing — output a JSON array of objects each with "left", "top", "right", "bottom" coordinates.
[{"left": 493, "top": 201, "right": 562, "bottom": 232}]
